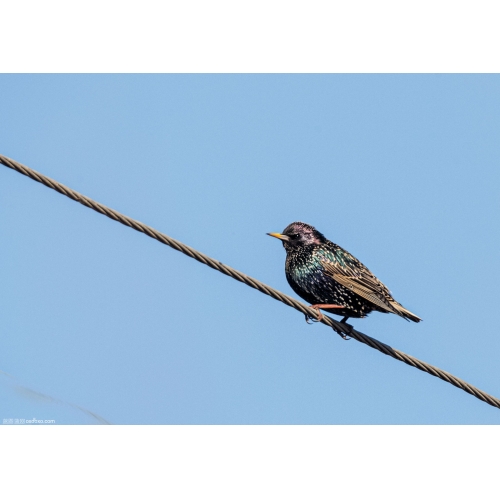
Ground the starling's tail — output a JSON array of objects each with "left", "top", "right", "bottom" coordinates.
[{"left": 391, "top": 302, "right": 422, "bottom": 323}]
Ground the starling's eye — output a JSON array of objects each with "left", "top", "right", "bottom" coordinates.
[{"left": 291, "top": 233, "right": 300, "bottom": 240}]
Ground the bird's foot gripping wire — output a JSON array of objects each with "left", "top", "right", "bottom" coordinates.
[
  {"left": 305, "top": 304, "right": 345, "bottom": 324},
  {"left": 305, "top": 304, "right": 322, "bottom": 323},
  {"left": 305, "top": 314, "right": 318, "bottom": 324},
  {"left": 333, "top": 316, "right": 353, "bottom": 340}
]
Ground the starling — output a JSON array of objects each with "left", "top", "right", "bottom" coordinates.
[{"left": 267, "top": 222, "right": 421, "bottom": 324}]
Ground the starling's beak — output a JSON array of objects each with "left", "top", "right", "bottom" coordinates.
[{"left": 267, "top": 232, "right": 290, "bottom": 242}]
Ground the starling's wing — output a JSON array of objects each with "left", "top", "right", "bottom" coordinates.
[
  {"left": 316, "top": 246, "right": 400, "bottom": 315},
  {"left": 321, "top": 262, "right": 396, "bottom": 313},
  {"left": 316, "top": 244, "right": 421, "bottom": 322}
]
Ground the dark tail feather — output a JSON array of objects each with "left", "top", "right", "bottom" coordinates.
[{"left": 391, "top": 302, "right": 422, "bottom": 323}]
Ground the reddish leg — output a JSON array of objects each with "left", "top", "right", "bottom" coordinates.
[{"left": 309, "top": 304, "right": 345, "bottom": 322}]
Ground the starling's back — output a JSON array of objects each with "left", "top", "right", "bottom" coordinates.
[{"left": 271, "top": 222, "right": 421, "bottom": 322}]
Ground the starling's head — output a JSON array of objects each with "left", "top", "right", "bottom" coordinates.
[{"left": 267, "top": 222, "right": 326, "bottom": 251}]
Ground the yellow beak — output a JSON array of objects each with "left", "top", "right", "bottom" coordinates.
[{"left": 267, "top": 232, "right": 290, "bottom": 241}]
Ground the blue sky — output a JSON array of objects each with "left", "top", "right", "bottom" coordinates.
[{"left": 1, "top": 74, "right": 500, "bottom": 424}]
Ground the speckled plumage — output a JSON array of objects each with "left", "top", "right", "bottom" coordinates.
[{"left": 268, "top": 222, "right": 421, "bottom": 322}]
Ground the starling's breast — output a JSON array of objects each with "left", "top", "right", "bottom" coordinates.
[{"left": 285, "top": 247, "right": 336, "bottom": 303}]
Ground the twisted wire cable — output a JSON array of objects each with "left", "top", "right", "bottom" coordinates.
[{"left": 2, "top": 154, "right": 499, "bottom": 410}]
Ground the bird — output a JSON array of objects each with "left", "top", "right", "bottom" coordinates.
[{"left": 267, "top": 221, "right": 421, "bottom": 325}]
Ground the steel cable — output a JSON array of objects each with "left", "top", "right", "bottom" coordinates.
[{"left": 2, "top": 153, "right": 499, "bottom": 410}]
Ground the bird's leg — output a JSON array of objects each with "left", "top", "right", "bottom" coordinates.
[
  {"left": 305, "top": 304, "right": 344, "bottom": 323},
  {"left": 305, "top": 307, "right": 353, "bottom": 341}
]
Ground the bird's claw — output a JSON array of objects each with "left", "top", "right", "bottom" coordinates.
[
  {"left": 334, "top": 322, "right": 353, "bottom": 340},
  {"left": 304, "top": 313, "right": 319, "bottom": 324}
]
